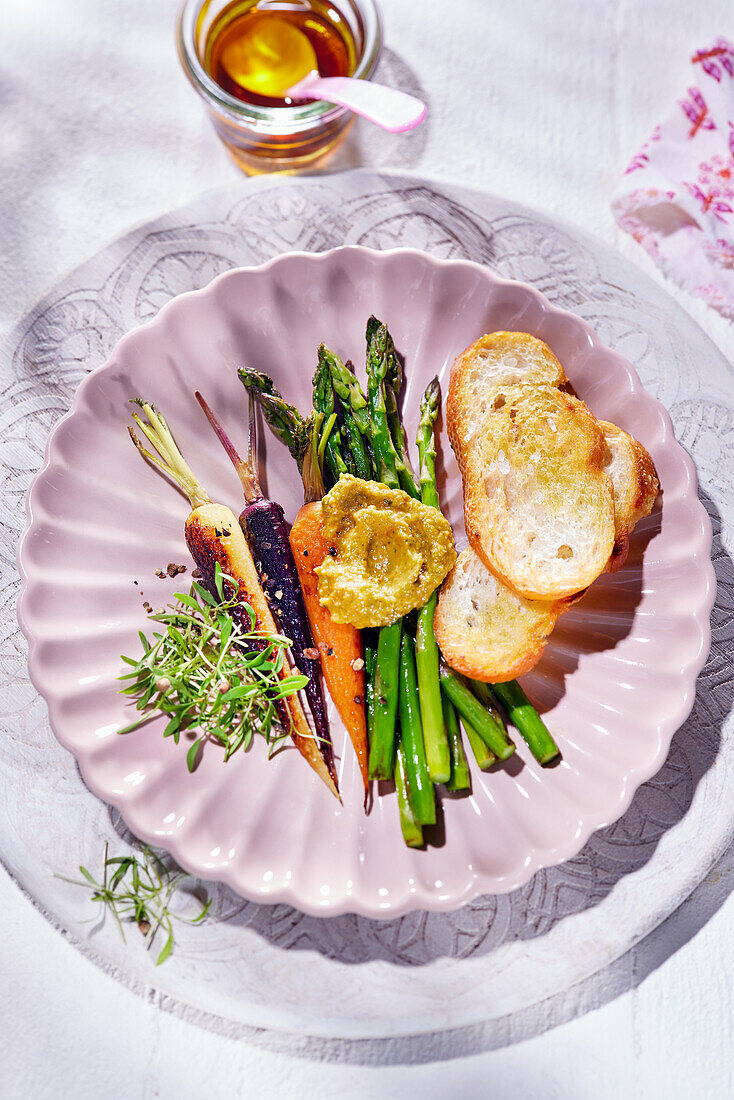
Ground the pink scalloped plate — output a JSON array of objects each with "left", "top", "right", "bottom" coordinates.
[{"left": 17, "top": 248, "right": 715, "bottom": 918}]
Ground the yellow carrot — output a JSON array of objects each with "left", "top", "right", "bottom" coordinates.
[{"left": 290, "top": 501, "right": 369, "bottom": 794}]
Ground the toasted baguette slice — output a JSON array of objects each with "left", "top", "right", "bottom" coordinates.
[
  {"left": 600, "top": 421, "right": 659, "bottom": 539},
  {"left": 448, "top": 332, "right": 568, "bottom": 470},
  {"left": 463, "top": 383, "right": 616, "bottom": 600},
  {"left": 435, "top": 425, "right": 660, "bottom": 682},
  {"left": 435, "top": 548, "right": 567, "bottom": 682}
]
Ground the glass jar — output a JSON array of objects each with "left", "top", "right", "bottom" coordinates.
[{"left": 177, "top": 0, "right": 383, "bottom": 174}]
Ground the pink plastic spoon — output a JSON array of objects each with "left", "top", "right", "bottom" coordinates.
[{"left": 285, "top": 73, "right": 427, "bottom": 133}]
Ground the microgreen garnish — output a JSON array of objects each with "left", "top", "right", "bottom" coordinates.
[
  {"left": 118, "top": 563, "right": 308, "bottom": 770},
  {"left": 56, "top": 843, "right": 211, "bottom": 965}
]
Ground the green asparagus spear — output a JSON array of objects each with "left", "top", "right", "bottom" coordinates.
[
  {"left": 368, "top": 619, "right": 402, "bottom": 780},
  {"left": 490, "top": 680, "right": 560, "bottom": 765},
  {"left": 414, "top": 597, "right": 449, "bottom": 782},
  {"left": 364, "top": 640, "right": 377, "bottom": 740},
  {"left": 366, "top": 314, "right": 383, "bottom": 363},
  {"left": 313, "top": 348, "right": 350, "bottom": 485},
  {"left": 414, "top": 377, "right": 451, "bottom": 783},
  {"left": 321, "top": 346, "right": 372, "bottom": 480},
  {"left": 365, "top": 319, "right": 402, "bottom": 491},
  {"left": 462, "top": 718, "right": 497, "bottom": 770},
  {"left": 238, "top": 368, "right": 310, "bottom": 469},
  {"left": 367, "top": 316, "right": 401, "bottom": 426},
  {"left": 417, "top": 378, "right": 441, "bottom": 509},
  {"left": 444, "top": 697, "right": 471, "bottom": 791},
  {"left": 440, "top": 671, "right": 515, "bottom": 761},
  {"left": 237, "top": 366, "right": 288, "bottom": 403},
  {"left": 340, "top": 407, "right": 370, "bottom": 479},
  {"left": 239, "top": 369, "right": 331, "bottom": 501},
  {"left": 380, "top": 326, "right": 418, "bottom": 497},
  {"left": 397, "top": 634, "right": 436, "bottom": 825},
  {"left": 363, "top": 319, "right": 412, "bottom": 783},
  {"left": 325, "top": 349, "right": 371, "bottom": 436},
  {"left": 468, "top": 679, "right": 510, "bottom": 734},
  {"left": 395, "top": 743, "right": 424, "bottom": 847},
  {"left": 461, "top": 679, "right": 503, "bottom": 769}
]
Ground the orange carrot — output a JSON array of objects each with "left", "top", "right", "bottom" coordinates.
[{"left": 290, "top": 501, "right": 369, "bottom": 794}]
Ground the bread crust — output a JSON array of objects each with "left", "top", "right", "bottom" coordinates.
[
  {"left": 628, "top": 438, "right": 659, "bottom": 527},
  {"left": 599, "top": 421, "right": 659, "bottom": 540}
]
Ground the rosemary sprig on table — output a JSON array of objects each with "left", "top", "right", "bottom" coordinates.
[
  {"left": 57, "top": 843, "right": 211, "bottom": 965},
  {"left": 118, "top": 563, "right": 308, "bottom": 770}
]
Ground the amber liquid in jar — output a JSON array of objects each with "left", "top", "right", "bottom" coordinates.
[{"left": 203, "top": 0, "right": 356, "bottom": 107}]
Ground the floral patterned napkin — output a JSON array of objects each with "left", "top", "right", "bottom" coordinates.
[{"left": 612, "top": 38, "right": 734, "bottom": 319}]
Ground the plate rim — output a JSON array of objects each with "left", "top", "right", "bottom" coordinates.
[{"left": 16, "top": 244, "right": 717, "bottom": 919}]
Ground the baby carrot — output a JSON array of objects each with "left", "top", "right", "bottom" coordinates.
[{"left": 290, "top": 500, "right": 369, "bottom": 794}]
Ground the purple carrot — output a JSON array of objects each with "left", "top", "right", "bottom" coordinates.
[{"left": 195, "top": 390, "right": 336, "bottom": 787}]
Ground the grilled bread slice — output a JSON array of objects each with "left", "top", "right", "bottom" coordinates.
[
  {"left": 435, "top": 424, "right": 659, "bottom": 682},
  {"left": 462, "top": 382, "right": 616, "bottom": 600},
  {"left": 447, "top": 331, "right": 568, "bottom": 472},
  {"left": 434, "top": 548, "right": 567, "bottom": 682},
  {"left": 439, "top": 334, "right": 659, "bottom": 680},
  {"left": 600, "top": 420, "right": 659, "bottom": 542}
]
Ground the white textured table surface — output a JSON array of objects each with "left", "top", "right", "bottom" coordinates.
[{"left": 2, "top": 1, "right": 733, "bottom": 1097}]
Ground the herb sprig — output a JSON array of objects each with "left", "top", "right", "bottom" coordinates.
[
  {"left": 57, "top": 843, "right": 211, "bottom": 965},
  {"left": 119, "top": 564, "right": 308, "bottom": 770}
]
